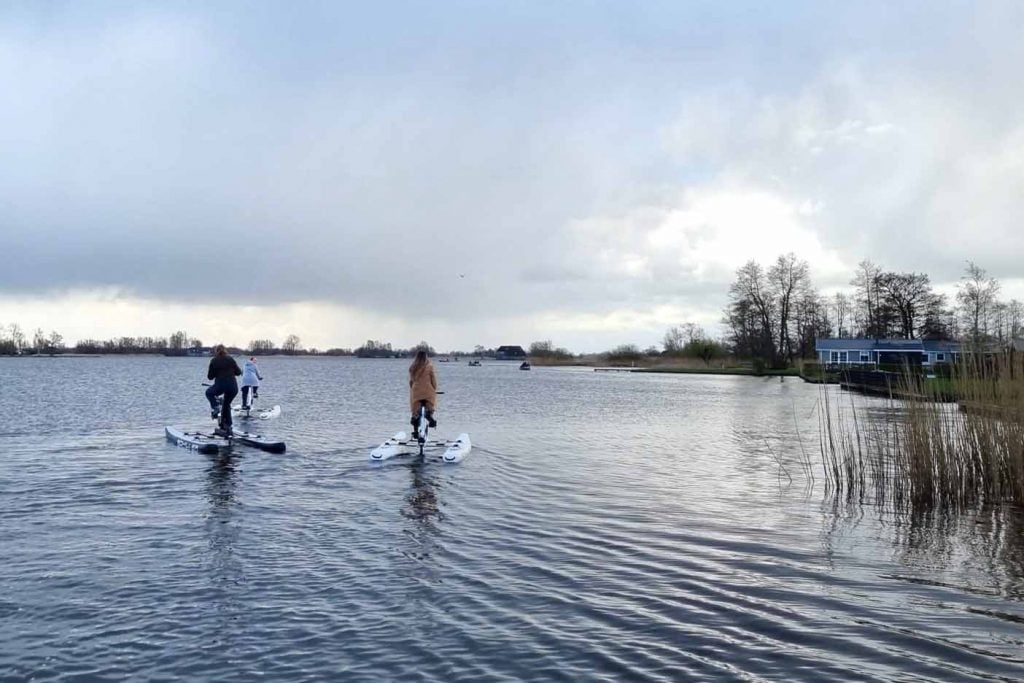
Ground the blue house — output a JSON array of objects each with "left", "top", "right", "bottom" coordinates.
[{"left": 815, "top": 338, "right": 961, "bottom": 367}]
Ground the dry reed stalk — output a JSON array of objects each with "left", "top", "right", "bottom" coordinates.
[{"left": 819, "top": 351, "right": 1024, "bottom": 511}]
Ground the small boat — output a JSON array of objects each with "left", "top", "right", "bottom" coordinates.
[
  {"left": 519, "top": 361, "right": 531, "bottom": 371},
  {"left": 468, "top": 360, "right": 482, "bottom": 366}
]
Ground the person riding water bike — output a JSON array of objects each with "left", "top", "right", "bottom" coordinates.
[
  {"left": 240, "top": 356, "right": 264, "bottom": 410},
  {"left": 409, "top": 349, "right": 438, "bottom": 438},
  {"left": 206, "top": 344, "right": 242, "bottom": 435}
]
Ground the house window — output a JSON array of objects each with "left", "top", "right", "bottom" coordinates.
[
  {"left": 830, "top": 350, "right": 848, "bottom": 364},
  {"left": 936, "top": 353, "right": 945, "bottom": 362},
  {"left": 922, "top": 353, "right": 931, "bottom": 365},
  {"left": 859, "top": 352, "right": 870, "bottom": 363}
]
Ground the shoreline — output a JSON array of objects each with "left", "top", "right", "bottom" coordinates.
[{"left": 529, "top": 357, "right": 803, "bottom": 377}]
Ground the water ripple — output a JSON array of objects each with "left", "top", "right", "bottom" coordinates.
[{"left": 1, "top": 358, "right": 1022, "bottom": 680}]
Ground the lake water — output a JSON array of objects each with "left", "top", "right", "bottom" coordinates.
[{"left": 1, "top": 356, "right": 1022, "bottom": 681}]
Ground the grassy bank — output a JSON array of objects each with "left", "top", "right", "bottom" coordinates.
[{"left": 634, "top": 366, "right": 800, "bottom": 376}]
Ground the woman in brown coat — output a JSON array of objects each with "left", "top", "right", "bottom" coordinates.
[{"left": 409, "top": 349, "right": 438, "bottom": 431}]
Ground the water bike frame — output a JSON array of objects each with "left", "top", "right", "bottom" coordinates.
[{"left": 412, "top": 400, "right": 431, "bottom": 455}]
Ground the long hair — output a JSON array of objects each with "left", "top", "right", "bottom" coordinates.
[
  {"left": 410, "top": 349, "right": 429, "bottom": 376},
  {"left": 215, "top": 344, "right": 227, "bottom": 356}
]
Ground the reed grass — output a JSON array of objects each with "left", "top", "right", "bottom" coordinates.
[{"left": 819, "top": 350, "right": 1024, "bottom": 509}]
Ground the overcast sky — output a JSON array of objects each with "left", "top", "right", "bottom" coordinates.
[{"left": 2, "top": 1, "right": 1023, "bottom": 352}]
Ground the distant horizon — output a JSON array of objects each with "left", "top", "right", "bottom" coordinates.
[{"left": 3, "top": 253, "right": 1022, "bottom": 354}]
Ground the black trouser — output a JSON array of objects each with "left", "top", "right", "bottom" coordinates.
[
  {"left": 410, "top": 400, "right": 436, "bottom": 429},
  {"left": 241, "top": 385, "right": 259, "bottom": 408},
  {"left": 206, "top": 378, "right": 238, "bottom": 428}
]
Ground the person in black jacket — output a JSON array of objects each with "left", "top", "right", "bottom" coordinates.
[{"left": 205, "top": 344, "right": 242, "bottom": 434}]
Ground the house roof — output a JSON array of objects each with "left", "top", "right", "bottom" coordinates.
[
  {"left": 874, "top": 339, "right": 923, "bottom": 351},
  {"left": 815, "top": 337, "right": 963, "bottom": 353}
]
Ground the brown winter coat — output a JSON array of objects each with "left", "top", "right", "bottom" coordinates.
[{"left": 409, "top": 362, "right": 438, "bottom": 414}]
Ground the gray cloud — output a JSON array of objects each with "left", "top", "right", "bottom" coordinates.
[{"left": 3, "top": 1, "right": 1024, "bottom": 339}]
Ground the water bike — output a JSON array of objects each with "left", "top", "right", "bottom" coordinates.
[
  {"left": 370, "top": 400, "right": 470, "bottom": 463},
  {"left": 165, "top": 425, "right": 286, "bottom": 454},
  {"left": 167, "top": 389, "right": 287, "bottom": 454}
]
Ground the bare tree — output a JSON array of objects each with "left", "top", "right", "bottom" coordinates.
[
  {"left": 1008, "top": 300, "right": 1024, "bottom": 340},
  {"left": 956, "top": 261, "right": 1000, "bottom": 344},
  {"left": 851, "top": 260, "right": 883, "bottom": 337},
  {"left": 32, "top": 328, "right": 46, "bottom": 353},
  {"left": 249, "top": 339, "right": 275, "bottom": 353},
  {"left": 682, "top": 322, "right": 705, "bottom": 343},
  {"left": 876, "top": 271, "right": 939, "bottom": 339},
  {"left": 663, "top": 322, "right": 706, "bottom": 353},
  {"left": 662, "top": 326, "right": 684, "bottom": 353},
  {"left": 794, "top": 287, "right": 831, "bottom": 358},
  {"left": 169, "top": 330, "right": 188, "bottom": 351},
  {"left": 992, "top": 301, "right": 1009, "bottom": 343},
  {"left": 9, "top": 324, "right": 25, "bottom": 353},
  {"left": 727, "top": 260, "right": 776, "bottom": 364},
  {"left": 833, "top": 293, "right": 850, "bottom": 338},
  {"left": 768, "top": 253, "right": 810, "bottom": 361},
  {"left": 281, "top": 334, "right": 302, "bottom": 354}
]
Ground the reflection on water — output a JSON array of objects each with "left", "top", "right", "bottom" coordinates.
[
  {"left": 891, "top": 502, "right": 1024, "bottom": 599},
  {"left": 400, "top": 456, "right": 444, "bottom": 565},
  {"left": 403, "top": 457, "right": 443, "bottom": 525},
  {"left": 203, "top": 453, "right": 245, "bottom": 631},
  {"left": 823, "top": 495, "right": 1024, "bottom": 598}
]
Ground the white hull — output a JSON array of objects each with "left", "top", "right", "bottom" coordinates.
[
  {"left": 232, "top": 404, "right": 282, "bottom": 420},
  {"left": 370, "top": 432, "right": 409, "bottom": 461},
  {"left": 369, "top": 431, "right": 472, "bottom": 463},
  {"left": 165, "top": 426, "right": 231, "bottom": 454},
  {"left": 442, "top": 433, "right": 472, "bottom": 463}
]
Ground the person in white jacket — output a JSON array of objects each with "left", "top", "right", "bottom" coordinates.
[{"left": 240, "top": 357, "right": 264, "bottom": 410}]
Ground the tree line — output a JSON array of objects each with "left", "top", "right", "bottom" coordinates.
[
  {"left": 723, "top": 255, "right": 1021, "bottom": 368},
  {"left": 0, "top": 327, "right": 334, "bottom": 356},
  {"left": 5, "top": 258, "right": 1016, "bottom": 364}
]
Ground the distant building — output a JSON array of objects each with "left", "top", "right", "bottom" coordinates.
[
  {"left": 814, "top": 338, "right": 961, "bottom": 367},
  {"left": 495, "top": 345, "right": 527, "bottom": 360},
  {"left": 165, "top": 346, "right": 211, "bottom": 357}
]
